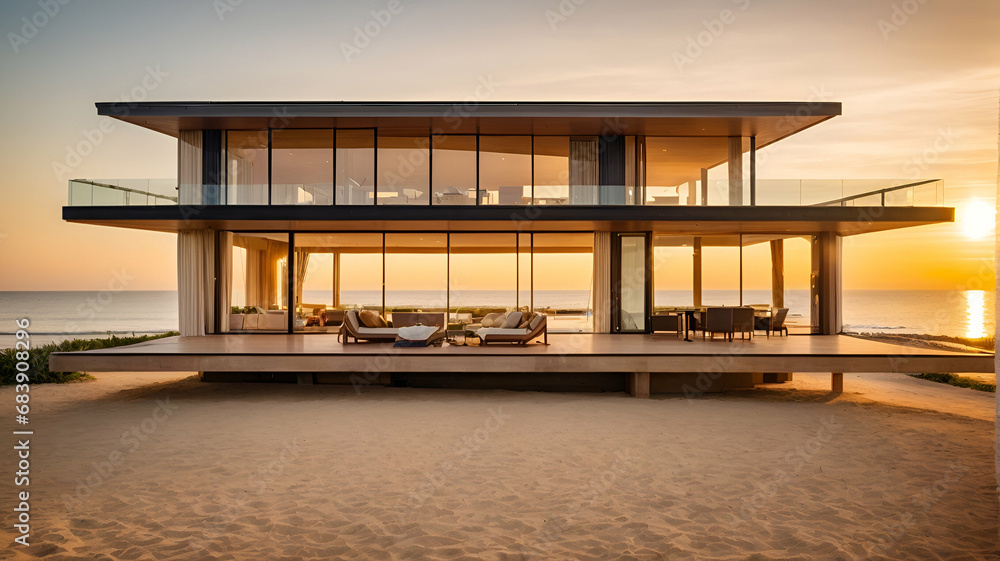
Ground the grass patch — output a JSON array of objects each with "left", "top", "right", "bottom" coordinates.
[
  {"left": 1, "top": 332, "right": 178, "bottom": 385},
  {"left": 909, "top": 373, "right": 996, "bottom": 393}
]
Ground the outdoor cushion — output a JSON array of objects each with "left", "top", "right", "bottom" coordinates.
[
  {"left": 346, "top": 310, "right": 361, "bottom": 333},
  {"left": 359, "top": 310, "right": 381, "bottom": 328},
  {"left": 529, "top": 314, "right": 545, "bottom": 330},
  {"left": 519, "top": 312, "right": 536, "bottom": 329},
  {"left": 356, "top": 327, "right": 399, "bottom": 335},
  {"left": 481, "top": 312, "right": 504, "bottom": 327},
  {"left": 478, "top": 328, "right": 530, "bottom": 337},
  {"left": 397, "top": 325, "right": 439, "bottom": 341},
  {"left": 501, "top": 311, "right": 523, "bottom": 328}
]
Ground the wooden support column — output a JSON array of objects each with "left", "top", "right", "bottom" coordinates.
[
  {"left": 728, "top": 136, "right": 744, "bottom": 206},
  {"left": 693, "top": 237, "right": 703, "bottom": 308},
  {"left": 770, "top": 239, "right": 785, "bottom": 309},
  {"left": 628, "top": 372, "right": 650, "bottom": 398},
  {"left": 333, "top": 252, "right": 341, "bottom": 308},
  {"left": 831, "top": 372, "right": 843, "bottom": 393},
  {"left": 700, "top": 168, "right": 709, "bottom": 206}
]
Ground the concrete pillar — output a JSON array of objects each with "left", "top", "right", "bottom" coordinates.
[
  {"left": 770, "top": 239, "right": 785, "bottom": 309},
  {"left": 810, "top": 233, "right": 842, "bottom": 334},
  {"left": 693, "top": 237, "right": 703, "bottom": 308},
  {"left": 831, "top": 372, "right": 843, "bottom": 393},
  {"left": 628, "top": 372, "right": 650, "bottom": 398},
  {"left": 728, "top": 136, "right": 744, "bottom": 206}
]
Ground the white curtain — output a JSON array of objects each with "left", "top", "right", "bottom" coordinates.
[
  {"left": 570, "top": 137, "right": 599, "bottom": 205},
  {"left": 178, "top": 131, "right": 202, "bottom": 204},
  {"left": 593, "top": 232, "right": 612, "bottom": 333},
  {"left": 178, "top": 230, "right": 215, "bottom": 337},
  {"left": 218, "top": 232, "right": 234, "bottom": 333},
  {"left": 295, "top": 250, "right": 311, "bottom": 310}
]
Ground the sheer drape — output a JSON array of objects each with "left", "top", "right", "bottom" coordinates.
[
  {"left": 570, "top": 137, "right": 598, "bottom": 205},
  {"left": 177, "top": 230, "right": 215, "bottom": 336},
  {"left": 592, "top": 231, "right": 611, "bottom": 333},
  {"left": 295, "top": 250, "right": 311, "bottom": 310},
  {"left": 217, "top": 232, "right": 233, "bottom": 332},
  {"left": 178, "top": 131, "right": 202, "bottom": 204}
]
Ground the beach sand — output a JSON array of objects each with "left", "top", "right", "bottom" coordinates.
[{"left": 1, "top": 371, "right": 996, "bottom": 560}]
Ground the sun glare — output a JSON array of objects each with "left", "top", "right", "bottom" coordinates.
[{"left": 958, "top": 200, "right": 996, "bottom": 240}]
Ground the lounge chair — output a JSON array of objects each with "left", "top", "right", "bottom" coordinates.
[
  {"left": 338, "top": 309, "right": 399, "bottom": 343},
  {"left": 732, "top": 307, "right": 755, "bottom": 340},
  {"left": 755, "top": 308, "right": 789, "bottom": 337},
  {"left": 478, "top": 313, "right": 548, "bottom": 345},
  {"left": 702, "top": 307, "right": 733, "bottom": 341}
]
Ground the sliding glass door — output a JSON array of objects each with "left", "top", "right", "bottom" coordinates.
[{"left": 613, "top": 233, "right": 651, "bottom": 333}]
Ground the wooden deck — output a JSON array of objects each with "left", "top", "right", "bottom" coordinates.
[{"left": 50, "top": 333, "right": 993, "bottom": 379}]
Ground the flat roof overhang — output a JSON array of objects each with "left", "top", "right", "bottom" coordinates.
[
  {"left": 96, "top": 101, "right": 841, "bottom": 149},
  {"left": 62, "top": 205, "right": 952, "bottom": 236}
]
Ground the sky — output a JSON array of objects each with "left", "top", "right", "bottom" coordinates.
[{"left": 0, "top": 0, "right": 997, "bottom": 292}]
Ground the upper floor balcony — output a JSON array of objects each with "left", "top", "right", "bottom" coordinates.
[{"left": 67, "top": 177, "right": 945, "bottom": 209}]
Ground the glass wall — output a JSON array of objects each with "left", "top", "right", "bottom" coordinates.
[
  {"left": 652, "top": 237, "right": 695, "bottom": 310},
  {"left": 533, "top": 136, "right": 569, "bottom": 205},
  {"left": 431, "top": 135, "right": 476, "bottom": 205},
  {"left": 384, "top": 234, "right": 448, "bottom": 317},
  {"left": 532, "top": 233, "right": 594, "bottom": 332},
  {"left": 271, "top": 129, "right": 334, "bottom": 205},
  {"left": 449, "top": 234, "right": 517, "bottom": 314},
  {"left": 229, "top": 233, "right": 289, "bottom": 332},
  {"left": 336, "top": 129, "right": 375, "bottom": 205},
  {"left": 644, "top": 137, "right": 729, "bottom": 206},
  {"left": 293, "top": 233, "right": 383, "bottom": 332},
  {"left": 479, "top": 136, "right": 531, "bottom": 205},
  {"left": 377, "top": 136, "right": 430, "bottom": 205},
  {"left": 226, "top": 131, "right": 269, "bottom": 204}
]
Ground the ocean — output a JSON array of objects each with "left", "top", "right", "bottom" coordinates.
[{"left": 0, "top": 289, "right": 994, "bottom": 348}]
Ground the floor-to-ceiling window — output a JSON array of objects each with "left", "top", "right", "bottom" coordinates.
[
  {"left": 292, "top": 233, "right": 383, "bottom": 332},
  {"left": 229, "top": 233, "right": 289, "bottom": 331},
  {"left": 271, "top": 129, "right": 334, "bottom": 205},
  {"left": 449, "top": 233, "right": 518, "bottom": 314},
  {"left": 229, "top": 230, "right": 601, "bottom": 334},
  {"left": 644, "top": 137, "right": 729, "bottom": 206},
  {"left": 532, "top": 233, "right": 594, "bottom": 332},
  {"left": 378, "top": 136, "right": 430, "bottom": 205},
  {"left": 336, "top": 129, "right": 375, "bottom": 205},
  {"left": 384, "top": 234, "right": 448, "bottom": 321},
  {"left": 533, "top": 136, "right": 570, "bottom": 205},
  {"left": 431, "top": 135, "right": 476, "bottom": 205},
  {"left": 226, "top": 131, "right": 269, "bottom": 204},
  {"left": 479, "top": 136, "right": 531, "bottom": 205}
]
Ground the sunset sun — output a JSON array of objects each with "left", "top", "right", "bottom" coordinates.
[{"left": 958, "top": 200, "right": 996, "bottom": 240}]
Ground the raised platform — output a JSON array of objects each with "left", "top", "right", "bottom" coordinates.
[{"left": 49, "top": 333, "right": 993, "bottom": 395}]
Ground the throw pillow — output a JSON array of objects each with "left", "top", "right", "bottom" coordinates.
[
  {"left": 359, "top": 310, "right": 381, "bottom": 328},
  {"left": 501, "top": 311, "right": 523, "bottom": 329},
  {"left": 529, "top": 314, "right": 545, "bottom": 330},
  {"left": 519, "top": 312, "right": 536, "bottom": 329}
]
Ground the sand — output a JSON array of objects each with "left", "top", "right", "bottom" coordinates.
[{"left": 1, "top": 371, "right": 997, "bottom": 560}]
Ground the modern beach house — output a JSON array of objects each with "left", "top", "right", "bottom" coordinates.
[{"left": 52, "top": 101, "right": 992, "bottom": 394}]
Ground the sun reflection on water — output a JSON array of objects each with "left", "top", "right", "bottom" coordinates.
[{"left": 965, "top": 290, "right": 986, "bottom": 339}]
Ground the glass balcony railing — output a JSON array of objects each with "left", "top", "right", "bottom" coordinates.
[
  {"left": 68, "top": 179, "right": 178, "bottom": 206},
  {"left": 66, "top": 178, "right": 943, "bottom": 208}
]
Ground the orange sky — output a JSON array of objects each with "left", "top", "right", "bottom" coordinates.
[{"left": 0, "top": 0, "right": 996, "bottom": 291}]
